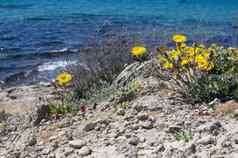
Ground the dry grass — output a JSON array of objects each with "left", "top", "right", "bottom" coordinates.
[
  {"left": 215, "top": 100, "right": 238, "bottom": 114},
  {"left": 68, "top": 31, "right": 136, "bottom": 100}
]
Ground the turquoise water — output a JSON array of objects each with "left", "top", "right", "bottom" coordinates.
[
  {"left": 1, "top": 0, "right": 238, "bottom": 22},
  {"left": 1, "top": 0, "right": 238, "bottom": 85}
]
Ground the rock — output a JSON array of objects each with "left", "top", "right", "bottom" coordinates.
[
  {"left": 168, "top": 125, "right": 183, "bottom": 134},
  {"left": 32, "top": 102, "right": 50, "bottom": 126},
  {"left": 76, "top": 146, "right": 91, "bottom": 156},
  {"left": 197, "top": 136, "right": 215, "bottom": 145},
  {"left": 140, "top": 121, "right": 154, "bottom": 129},
  {"left": 132, "top": 95, "right": 164, "bottom": 112},
  {"left": 117, "top": 109, "right": 126, "bottom": 116},
  {"left": 19, "top": 129, "right": 37, "bottom": 147},
  {"left": 196, "top": 121, "right": 223, "bottom": 136},
  {"left": 69, "top": 140, "right": 86, "bottom": 149},
  {"left": 162, "top": 146, "right": 185, "bottom": 158},
  {"left": 225, "top": 153, "right": 238, "bottom": 158},
  {"left": 233, "top": 109, "right": 238, "bottom": 118},
  {"left": 113, "top": 60, "right": 163, "bottom": 88},
  {"left": 184, "top": 143, "right": 196, "bottom": 155},
  {"left": 128, "top": 136, "right": 140, "bottom": 146},
  {"left": 137, "top": 113, "right": 149, "bottom": 121},
  {"left": 63, "top": 147, "right": 74, "bottom": 157},
  {"left": 84, "top": 122, "right": 97, "bottom": 132}
]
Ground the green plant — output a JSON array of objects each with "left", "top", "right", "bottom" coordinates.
[
  {"left": 119, "top": 101, "right": 129, "bottom": 109},
  {"left": 48, "top": 103, "right": 73, "bottom": 116},
  {"left": 186, "top": 45, "right": 238, "bottom": 102},
  {"left": 130, "top": 80, "right": 143, "bottom": 93},
  {"left": 155, "top": 35, "right": 238, "bottom": 103},
  {"left": 0, "top": 110, "right": 10, "bottom": 122},
  {"left": 114, "top": 101, "right": 129, "bottom": 112},
  {"left": 47, "top": 72, "right": 76, "bottom": 118},
  {"left": 175, "top": 132, "right": 193, "bottom": 142},
  {"left": 0, "top": 123, "right": 7, "bottom": 129}
]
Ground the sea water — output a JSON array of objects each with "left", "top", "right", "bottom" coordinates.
[{"left": 1, "top": 0, "right": 238, "bottom": 85}]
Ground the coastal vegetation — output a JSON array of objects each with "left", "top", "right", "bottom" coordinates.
[
  {"left": 1, "top": 34, "right": 238, "bottom": 157},
  {"left": 50, "top": 34, "right": 238, "bottom": 118}
]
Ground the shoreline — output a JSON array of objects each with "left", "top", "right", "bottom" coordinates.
[
  {"left": 0, "top": 83, "right": 54, "bottom": 114},
  {"left": 1, "top": 60, "right": 238, "bottom": 157}
]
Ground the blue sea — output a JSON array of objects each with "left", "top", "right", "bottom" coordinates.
[{"left": 1, "top": 0, "right": 238, "bottom": 86}]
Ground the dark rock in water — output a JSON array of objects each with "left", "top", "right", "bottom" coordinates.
[
  {"left": 4, "top": 69, "right": 38, "bottom": 87},
  {"left": 232, "top": 25, "right": 238, "bottom": 29}
]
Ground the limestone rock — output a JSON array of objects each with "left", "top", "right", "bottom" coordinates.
[{"left": 69, "top": 140, "right": 86, "bottom": 149}]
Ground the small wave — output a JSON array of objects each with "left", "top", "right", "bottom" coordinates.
[
  {"left": 33, "top": 40, "right": 65, "bottom": 47},
  {"left": 0, "top": 4, "right": 33, "bottom": 10},
  {"left": 24, "top": 16, "right": 52, "bottom": 21},
  {"left": 0, "top": 47, "right": 80, "bottom": 61},
  {"left": 0, "top": 35, "right": 17, "bottom": 41},
  {"left": 38, "top": 60, "right": 77, "bottom": 72}
]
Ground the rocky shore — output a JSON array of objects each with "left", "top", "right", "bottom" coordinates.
[{"left": 1, "top": 60, "right": 238, "bottom": 158}]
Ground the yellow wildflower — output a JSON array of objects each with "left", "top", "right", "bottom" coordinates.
[
  {"left": 185, "top": 47, "right": 195, "bottom": 57},
  {"left": 172, "top": 34, "right": 187, "bottom": 43},
  {"left": 197, "top": 60, "right": 209, "bottom": 70},
  {"left": 169, "top": 50, "right": 181, "bottom": 60},
  {"left": 195, "top": 54, "right": 206, "bottom": 63},
  {"left": 201, "top": 50, "right": 210, "bottom": 58},
  {"left": 56, "top": 72, "right": 73, "bottom": 86},
  {"left": 163, "top": 62, "right": 173, "bottom": 69},
  {"left": 196, "top": 56, "right": 214, "bottom": 71},
  {"left": 181, "top": 57, "right": 191, "bottom": 66},
  {"left": 131, "top": 46, "right": 147, "bottom": 58}
]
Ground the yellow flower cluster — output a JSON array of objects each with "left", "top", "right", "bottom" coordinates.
[
  {"left": 156, "top": 35, "right": 214, "bottom": 71},
  {"left": 131, "top": 46, "right": 147, "bottom": 59},
  {"left": 56, "top": 72, "right": 73, "bottom": 87},
  {"left": 172, "top": 34, "right": 187, "bottom": 43}
]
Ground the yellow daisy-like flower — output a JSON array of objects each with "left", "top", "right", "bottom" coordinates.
[
  {"left": 197, "top": 60, "right": 208, "bottom": 70},
  {"left": 169, "top": 50, "right": 181, "bottom": 60},
  {"left": 201, "top": 50, "right": 210, "bottom": 58},
  {"left": 180, "top": 57, "right": 192, "bottom": 66},
  {"left": 195, "top": 54, "right": 206, "bottom": 63},
  {"left": 56, "top": 72, "right": 73, "bottom": 86},
  {"left": 163, "top": 62, "right": 173, "bottom": 69},
  {"left": 172, "top": 34, "right": 187, "bottom": 43},
  {"left": 195, "top": 57, "right": 214, "bottom": 71},
  {"left": 131, "top": 46, "right": 147, "bottom": 58}
]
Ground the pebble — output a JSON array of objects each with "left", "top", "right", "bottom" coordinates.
[
  {"left": 137, "top": 113, "right": 149, "bottom": 121},
  {"left": 69, "top": 140, "right": 86, "bottom": 149},
  {"left": 76, "top": 146, "right": 92, "bottom": 156},
  {"left": 141, "top": 121, "right": 153, "bottom": 129},
  {"left": 84, "top": 122, "right": 97, "bottom": 132},
  {"left": 128, "top": 136, "right": 140, "bottom": 146},
  {"left": 197, "top": 136, "right": 215, "bottom": 145}
]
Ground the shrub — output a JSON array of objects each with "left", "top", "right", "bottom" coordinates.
[
  {"left": 70, "top": 32, "right": 134, "bottom": 101},
  {"left": 155, "top": 35, "right": 238, "bottom": 103}
]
